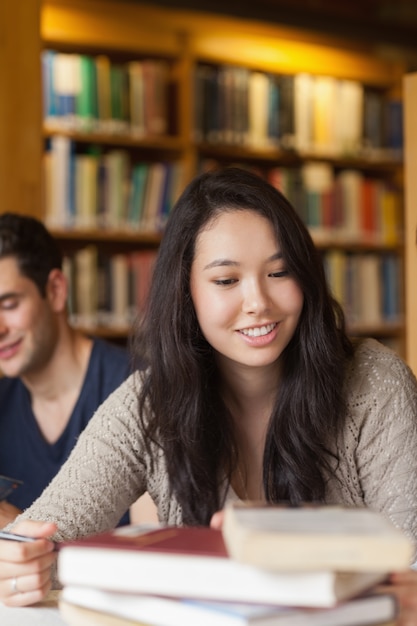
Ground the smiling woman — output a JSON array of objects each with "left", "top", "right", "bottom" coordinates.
[
  {"left": 190, "top": 209, "right": 303, "bottom": 371},
  {"left": 2, "top": 168, "right": 417, "bottom": 613}
]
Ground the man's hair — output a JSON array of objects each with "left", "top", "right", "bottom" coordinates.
[{"left": 0, "top": 213, "right": 62, "bottom": 297}]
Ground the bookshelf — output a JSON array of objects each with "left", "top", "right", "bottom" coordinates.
[
  {"left": 404, "top": 72, "right": 417, "bottom": 373},
  {"left": 1, "top": 0, "right": 408, "bottom": 353}
]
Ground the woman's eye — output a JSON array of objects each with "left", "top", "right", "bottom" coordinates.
[
  {"left": 214, "top": 278, "right": 237, "bottom": 286},
  {"left": 269, "top": 270, "right": 289, "bottom": 278}
]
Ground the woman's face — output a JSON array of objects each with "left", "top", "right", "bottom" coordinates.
[{"left": 190, "top": 209, "right": 304, "bottom": 373}]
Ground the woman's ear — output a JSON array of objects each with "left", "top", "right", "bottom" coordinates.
[{"left": 45, "top": 268, "right": 68, "bottom": 313}]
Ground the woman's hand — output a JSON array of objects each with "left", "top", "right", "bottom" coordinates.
[
  {"left": 0, "top": 520, "right": 57, "bottom": 607},
  {"left": 373, "top": 570, "right": 417, "bottom": 626},
  {"left": 210, "top": 510, "right": 224, "bottom": 530}
]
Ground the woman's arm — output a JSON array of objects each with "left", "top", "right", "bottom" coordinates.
[{"left": 14, "top": 374, "right": 151, "bottom": 541}]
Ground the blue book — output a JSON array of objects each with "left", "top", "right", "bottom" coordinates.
[
  {"left": 41, "top": 49, "right": 57, "bottom": 122},
  {"left": 381, "top": 254, "right": 400, "bottom": 322}
]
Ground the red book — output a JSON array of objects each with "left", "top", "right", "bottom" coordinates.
[
  {"left": 62, "top": 525, "right": 228, "bottom": 558},
  {"left": 57, "top": 525, "right": 386, "bottom": 608}
]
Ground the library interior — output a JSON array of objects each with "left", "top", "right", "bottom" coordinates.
[
  {"left": 2, "top": 2, "right": 417, "bottom": 625},
  {"left": 1, "top": 0, "right": 417, "bottom": 370}
]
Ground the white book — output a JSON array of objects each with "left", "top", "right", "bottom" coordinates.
[
  {"left": 61, "top": 586, "right": 397, "bottom": 626},
  {"left": 248, "top": 71, "right": 270, "bottom": 148},
  {"left": 335, "top": 80, "right": 364, "bottom": 156},
  {"left": 293, "top": 73, "right": 314, "bottom": 153},
  {"left": 48, "top": 135, "right": 72, "bottom": 228}
]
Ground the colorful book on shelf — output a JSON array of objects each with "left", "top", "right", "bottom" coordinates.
[
  {"left": 277, "top": 74, "right": 295, "bottom": 149},
  {"left": 58, "top": 524, "right": 387, "bottom": 608},
  {"left": 110, "top": 254, "right": 131, "bottom": 328},
  {"left": 381, "top": 254, "right": 401, "bottom": 322},
  {"left": 142, "top": 59, "right": 169, "bottom": 136},
  {"left": 140, "top": 162, "right": 168, "bottom": 232},
  {"left": 41, "top": 49, "right": 58, "bottom": 125},
  {"left": 128, "top": 61, "right": 146, "bottom": 137},
  {"left": 44, "top": 135, "right": 75, "bottom": 228},
  {"left": 334, "top": 80, "right": 363, "bottom": 156},
  {"left": 363, "top": 87, "right": 385, "bottom": 152},
  {"left": 129, "top": 250, "right": 157, "bottom": 315},
  {"left": 248, "top": 71, "right": 271, "bottom": 148},
  {"left": 60, "top": 586, "right": 397, "bottom": 626},
  {"left": 52, "top": 52, "right": 80, "bottom": 128},
  {"left": 234, "top": 66, "right": 250, "bottom": 145},
  {"left": 385, "top": 99, "right": 403, "bottom": 154},
  {"left": 222, "top": 501, "right": 413, "bottom": 573},
  {"left": 74, "top": 153, "right": 99, "bottom": 228},
  {"left": 312, "top": 75, "right": 338, "bottom": 155},
  {"left": 267, "top": 73, "right": 280, "bottom": 145},
  {"left": 76, "top": 54, "right": 98, "bottom": 131},
  {"left": 73, "top": 245, "right": 99, "bottom": 329},
  {"left": 293, "top": 73, "right": 314, "bottom": 152},
  {"left": 95, "top": 54, "right": 112, "bottom": 131},
  {"left": 336, "top": 170, "right": 363, "bottom": 240},
  {"left": 103, "top": 150, "right": 130, "bottom": 228},
  {"left": 380, "top": 184, "right": 401, "bottom": 245},
  {"left": 357, "top": 254, "right": 383, "bottom": 326},
  {"left": 128, "top": 162, "right": 149, "bottom": 227},
  {"left": 110, "top": 63, "right": 130, "bottom": 133}
]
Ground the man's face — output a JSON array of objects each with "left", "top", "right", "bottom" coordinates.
[{"left": 0, "top": 257, "right": 57, "bottom": 378}]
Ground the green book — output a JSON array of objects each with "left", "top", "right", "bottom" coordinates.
[{"left": 76, "top": 54, "right": 98, "bottom": 130}]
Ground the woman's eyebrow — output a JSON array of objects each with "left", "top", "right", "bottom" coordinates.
[
  {"left": 203, "top": 259, "right": 239, "bottom": 271},
  {"left": 203, "top": 252, "right": 283, "bottom": 271}
]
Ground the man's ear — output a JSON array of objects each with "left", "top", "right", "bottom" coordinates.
[{"left": 45, "top": 268, "right": 68, "bottom": 313}]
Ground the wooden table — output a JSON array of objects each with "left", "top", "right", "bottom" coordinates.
[{"left": 0, "top": 590, "right": 66, "bottom": 625}]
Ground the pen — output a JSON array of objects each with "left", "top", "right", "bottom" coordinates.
[
  {"left": 0, "top": 530, "right": 37, "bottom": 543},
  {"left": 0, "top": 529, "right": 59, "bottom": 551}
]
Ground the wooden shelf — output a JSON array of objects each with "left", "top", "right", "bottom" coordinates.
[
  {"left": 51, "top": 228, "right": 163, "bottom": 246},
  {"left": 44, "top": 127, "right": 186, "bottom": 153},
  {"left": 313, "top": 238, "right": 403, "bottom": 253},
  {"left": 1, "top": 0, "right": 407, "bottom": 354},
  {"left": 196, "top": 142, "right": 402, "bottom": 172}
]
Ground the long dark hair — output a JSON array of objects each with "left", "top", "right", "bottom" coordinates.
[{"left": 132, "top": 167, "right": 353, "bottom": 524}]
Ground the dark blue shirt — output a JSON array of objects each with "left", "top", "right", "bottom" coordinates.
[{"left": 0, "top": 338, "right": 132, "bottom": 525}]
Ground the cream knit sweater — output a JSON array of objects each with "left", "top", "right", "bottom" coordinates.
[{"left": 16, "top": 339, "right": 417, "bottom": 561}]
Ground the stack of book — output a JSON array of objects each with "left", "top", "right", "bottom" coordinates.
[{"left": 57, "top": 503, "right": 413, "bottom": 626}]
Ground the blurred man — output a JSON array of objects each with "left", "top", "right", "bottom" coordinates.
[{"left": 0, "top": 213, "right": 132, "bottom": 527}]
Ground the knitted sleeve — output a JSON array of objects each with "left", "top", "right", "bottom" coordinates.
[
  {"left": 328, "top": 339, "right": 417, "bottom": 558},
  {"left": 14, "top": 373, "right": 180, "bottom": 541}
]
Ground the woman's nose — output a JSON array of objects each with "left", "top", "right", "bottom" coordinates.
[{"left": 241, "top": 280, "right": 270, "bottom": 314}]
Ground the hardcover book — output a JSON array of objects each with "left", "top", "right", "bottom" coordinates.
[
  {"left": 222, "top": 502, "right": 413, "bottom": 573},
  {"left": 58, "top": 525, "right": 386, "bottom": 608}
]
